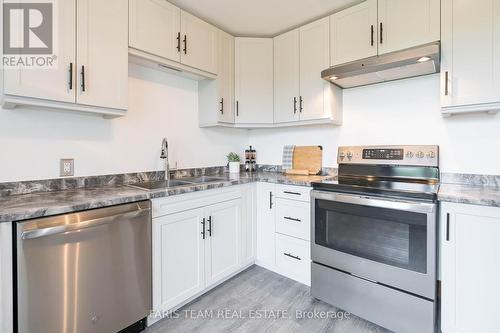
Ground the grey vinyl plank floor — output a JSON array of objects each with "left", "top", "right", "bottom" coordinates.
[{"left": 145, "top": 265, "right": 392, "bottom": 333}]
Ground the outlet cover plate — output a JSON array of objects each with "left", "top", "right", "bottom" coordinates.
[{"left": 60, "top": 158, "right": 74, "bottom": 177}]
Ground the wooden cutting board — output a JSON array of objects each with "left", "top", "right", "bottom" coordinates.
[{"left": 287, "top": 146, "right": 323, "bottom": 175}]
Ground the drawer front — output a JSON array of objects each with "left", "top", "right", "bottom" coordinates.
[
  {"left": 152, "top": 187, "right": 242, "bottom": 218},
  {"left": 275, "top": 184, "right": 311, "bottom": 202},
  {"left": 275, "top": 233, "right": 311, "bottom": 286},
  {"left": 275, "top": 198, "right": 310, "bottom": 241}
]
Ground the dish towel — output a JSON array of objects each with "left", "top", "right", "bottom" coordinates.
[{"left": 282, "top": 145, "right": 295, "bottom": 170}]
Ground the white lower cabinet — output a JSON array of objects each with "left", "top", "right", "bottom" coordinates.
[
  {"left": 275, "top": 233, "right": 311, "bottom": 286},
  {"left": 204, "top": 199, "right": 242, "bottom": 287},
  {"left": 151, "top": 186, "right": 252, "bottom": 321},
  {"left": 440, "top": 202, "right": 500, "bottom": 333},
  {"left": 152, "top": 208, "right": 206, "bottom": 313},
  {"left": 256, "top": 183, "right": 312, "bottom": 286},
  {"left": 256, "top": 182, "right": 276, "bottom": 269}
]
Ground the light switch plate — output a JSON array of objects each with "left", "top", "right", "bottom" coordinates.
[{"left": 60, "top": 158, "right": 74, "bottom": 177}]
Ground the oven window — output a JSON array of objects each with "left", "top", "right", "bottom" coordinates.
[{"left": 315, "top": 199, "right": 427, "bottom": 273}]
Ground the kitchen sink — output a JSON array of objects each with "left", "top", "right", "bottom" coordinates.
[
  {"left": 128, "top": 179, "right": 195, "bottom": 190},
  {"left": 181, "top": 176, "right": 229, "bottom": 183}
]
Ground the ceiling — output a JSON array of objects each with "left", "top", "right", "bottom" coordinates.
[{"left": 169, "top": 0, "right": 361, "bottom": 37}]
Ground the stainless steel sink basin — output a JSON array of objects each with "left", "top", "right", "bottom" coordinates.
[
  {"left": 128, "top": 179, "right": 195, "bottom": 190},
  {"left": 181, "top": 176, "right": 229, "bottom": 183}
]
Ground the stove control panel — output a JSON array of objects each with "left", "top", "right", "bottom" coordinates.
[{"left": 338, "top": 145, "right": 439, "bottom": 167}]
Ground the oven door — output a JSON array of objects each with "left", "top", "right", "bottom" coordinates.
[{"left": 311, "top": 190, "right": 437, "bottom": 299}]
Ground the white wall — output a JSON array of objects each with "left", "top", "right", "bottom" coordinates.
[
  {"left": 249, "top": 75, "right": 500, "bottom": 174},
  {"left": 0, "top": 63, "right": 248, "bottom": 182}
]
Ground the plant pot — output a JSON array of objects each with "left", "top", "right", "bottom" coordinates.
[{"left": 228, "top": 162, "right": 240, "bottom": 173}]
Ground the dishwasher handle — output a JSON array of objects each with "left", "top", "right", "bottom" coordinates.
[{"left": 21, "top": 201, "right": 150, "bottom": 240}]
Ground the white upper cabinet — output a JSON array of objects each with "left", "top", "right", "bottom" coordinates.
[
  {"left": 299, "top": 17, "right": 333, "bottom": 121},
  {"left": 331, "top": 0, "right": 440, "bottom": 66},
  {"left": 129, "top": 0, "right": 181, "bottom": 63},
  {"left": 378, "top": 0, "right": 440, "bottom": 55},
  {"left": 234, "top": 38, "right": 274, "bottom": 124},
  {"left": 441, "top": 0, "right": 500, "bottom": 115},
  {"left": 330, "top": 0, "right": 378, "bottom": 66},
  {"left": 3, "top": 0, "right": 76, "bottom": 103},
  {"left": 217, "top": 30, "right": 235, "bottom": 123},
  {"left": 198, "top": 29, "right": 234, "bottom": 126},
  {"left": 129, "top": 1, "right": 217, "bottom": 74},
  {"left": 274, "top": 29, "right": 300, "bottom": 123},
  {"left": 180, "top": 11, "right": 217, "bottom": 74},
  {"left": 77, "top": 0, "right": 128, "bottom": 110},
  {"left": 3, "top": 0, "right": 128, "bottom": 116},
  {"left": 440, "top": 202, "right": 500, "bottom": 333},
  {"left": 274, "top": 17, "right": 342, "bottom": 125}
]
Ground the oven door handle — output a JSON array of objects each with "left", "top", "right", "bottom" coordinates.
[{"left": 311, "top": 190, "right": 436, "bottom": 214}]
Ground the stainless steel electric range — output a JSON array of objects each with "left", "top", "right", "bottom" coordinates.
[{"left": 311, "top": 145, "right": 439, "bottom": 333}]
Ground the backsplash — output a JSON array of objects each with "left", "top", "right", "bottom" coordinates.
[{"left": 0, "top": 166, "right": 228, "bottom": 197}]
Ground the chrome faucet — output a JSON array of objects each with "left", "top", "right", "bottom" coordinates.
[{"left": 160, "top": 138, "right": 170, "bottom": 182}]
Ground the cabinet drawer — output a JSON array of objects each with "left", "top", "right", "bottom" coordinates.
[
  {"left": 275, "top": 198, "right": 310, "bottom": 241},
  {"left": 275, "top": 233, "right": 311, "bottom": 286},
  {"left": 275, "top": 184, "right": 311, "bottom": 202}
]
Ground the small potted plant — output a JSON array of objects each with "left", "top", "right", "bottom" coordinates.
[{"left": 227, "top": 152, "right": 241, "bottom": 173}]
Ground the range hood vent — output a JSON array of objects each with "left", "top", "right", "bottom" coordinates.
[{"left": 321, "top": 43, "right": 440, "bottom": 89}]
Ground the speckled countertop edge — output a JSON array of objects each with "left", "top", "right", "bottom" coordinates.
[
  {"left": 438, "top": 183, "right": 500, "bottom": 208},
  {"left": 0, "top": 172, "right": 334, "bottom": 223},
  {"left": 3, "top": 171, "right": 500, "bottom": 223}
]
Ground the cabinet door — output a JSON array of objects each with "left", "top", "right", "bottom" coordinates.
[
  {"left": 441, "top": 0, "right": 500, "bottom": 109},
  {"left": 218, "top": 30, "right": 235, "bottom": 123},
  {"left": 76, "top": 0, "right": 128, "bottom": 110},
  {"left": 234, "top": 38, "right": 274, "bottom": 124},
  {"left": 4, "top": 0, "right": 76, "bottom": 103},
  {"left": 255, "top": 183, "right": 276, "bottom": 269},
  {"left": 274, "top": 29, "right": 300, "bottom": 123},
  {"left": 441, "top": 203, "right": 500, "bottom": 333},
  {"left": 299, "top": 17, "right": 331, "bottom": 121},
  {"left": 129, "top": 0, "right": 181, "bottom": 62},
  {"left": 378, "top": 0, "right": 440, "bottom": 55},
  {"left": 152, "top": 208, "right": 205, "bottom": 312},
  {"left": 241, "top": 185, "right": 256, "bottom": 266},
  {"left": 330, "top": 0, "right": 378, "bottom": 66},
  {"left": 180, "top": 11, "right": 217, "bottom": 74},
  {"left": 205, "top": 199, "right": 241, "bottom": 287}
]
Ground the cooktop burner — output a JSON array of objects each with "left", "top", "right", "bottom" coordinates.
[{"left": 313, "top": 145, "right": 440, "bottom": 201}]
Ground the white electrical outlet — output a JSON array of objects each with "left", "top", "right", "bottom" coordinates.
[{"left": 60, "top": 159, "right": 74, "bottom": 177}]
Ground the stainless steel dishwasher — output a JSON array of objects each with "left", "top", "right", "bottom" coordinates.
[{"left": 15, "top": 201, "right": 152, "bottom": 333}]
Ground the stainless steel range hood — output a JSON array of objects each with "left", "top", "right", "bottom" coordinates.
[{"left": 321, "top": 43, "right": 440, "bottom": 89}]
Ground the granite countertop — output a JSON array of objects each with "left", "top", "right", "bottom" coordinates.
[
  {"left": 0, "top": 172, "right": 334, "bottom": 223},
  {"left": 438, "top": 183, "right": 500, "bottom": 208}
]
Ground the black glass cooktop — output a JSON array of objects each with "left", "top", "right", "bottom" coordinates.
[{"left": 312, "top": 177, "right": 439, "bottom": 201}]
